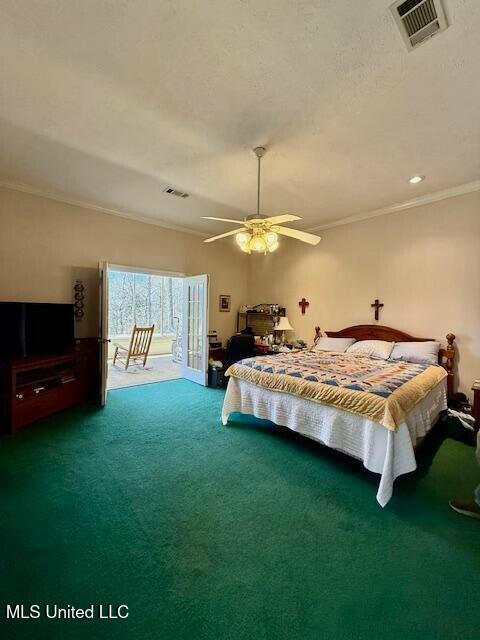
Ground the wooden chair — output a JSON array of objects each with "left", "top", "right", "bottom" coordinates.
[{"left": 113, "top": 324, "right": 155, "bottom": 370}]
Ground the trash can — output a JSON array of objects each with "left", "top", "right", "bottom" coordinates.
[{"left": 208, "top": 364, "right": 225, "bottom": 388}]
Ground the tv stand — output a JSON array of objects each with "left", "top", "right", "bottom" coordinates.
[{"left": 0, "top": 352, "right": 85, "bottom": 433}]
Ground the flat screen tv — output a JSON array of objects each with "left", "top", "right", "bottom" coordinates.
[{"left": 0, "top": 302, "right": 75, "bottom": 359}]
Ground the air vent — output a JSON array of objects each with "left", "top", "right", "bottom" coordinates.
[
  {"left": 390, "top": 0, "right": 448, "bottom": 51},
  {"left": 163, "top": 186, "right": 189, "bottom": 198}
]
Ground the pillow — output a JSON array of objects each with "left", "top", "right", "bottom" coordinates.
[
  {"left": 390, "top": 341, "right": 440, "bottom": 366},
  {"left": 346, "top": 340, "right": 394, "bottom": 360},
  {"left": 313, "top": 337, "right": 356, "bottom": 352}
]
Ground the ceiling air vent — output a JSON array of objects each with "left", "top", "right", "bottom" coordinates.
[
  {"left": 390, "top": 0, "right": 448, "bottom": 51},
  {"left": 163, "top": 186, "right": 189, "bottom": 198}
]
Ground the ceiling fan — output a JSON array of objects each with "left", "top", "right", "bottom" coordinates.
[{"left": 202, "top": 147, "right": 321, "bottom": 254}]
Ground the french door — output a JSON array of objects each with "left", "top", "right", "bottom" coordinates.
[
  {"left": 99, "top": 261, "right": 110, "bottom": 406},
  {"left": 182, "top": 274, "right": 209, "bottom": 385}
]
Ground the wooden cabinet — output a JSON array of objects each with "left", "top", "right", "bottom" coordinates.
[
  {"left": 0, "top": 339, "right": 99, "bottom": 433},
  {"left": 0, "top": 352, "right": 83, "bottom": 432}
]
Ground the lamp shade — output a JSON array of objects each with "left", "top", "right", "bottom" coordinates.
[{"left": 275, "top": 316, "right": 293, "bottom": 331}]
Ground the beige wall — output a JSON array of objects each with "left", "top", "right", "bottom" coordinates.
[
  {"left": 0, "top": 186, "right": 247, "bottom": 343},
  {"left": 248, "top": 190, "right": 480, "bottom": 398},
  {"left": 1, "top": 185, "right": 479, "bottom": 398}
]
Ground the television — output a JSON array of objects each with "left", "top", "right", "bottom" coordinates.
[{"left": 0, "top": 302, "right": 75, "bottom": 359}]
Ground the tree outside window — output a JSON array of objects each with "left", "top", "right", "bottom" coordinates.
[{"left": 108, "top": 271, "right": 183, "bottom": 341}]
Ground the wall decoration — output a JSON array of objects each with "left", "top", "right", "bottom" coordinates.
[
  {"left": 371, "top": 298, "right": 384, "bottom": 321},
  {"left": 298, "top": 298, "right": 309, "bottom": 315},
  {"left": 74, "top": 280, "right": 85, "bottom": 320},
  {"left": 219, "top": 294, "right": 231, "bottom": 312}
]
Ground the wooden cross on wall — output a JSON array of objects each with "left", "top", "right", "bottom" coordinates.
[
  {"left": 371, "top": 299, "right": 384, "bottom": 321},
  {"left": 298, "top": 298, "right": 309, "bottom": 315}
]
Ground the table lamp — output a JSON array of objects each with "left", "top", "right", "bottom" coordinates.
[{"left": 274, "top": 316, "right": 294, "bottom": 345}]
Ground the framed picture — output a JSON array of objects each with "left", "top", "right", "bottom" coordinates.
[{"left": 219, "top": 294, "right": 231, "bottom": 312}]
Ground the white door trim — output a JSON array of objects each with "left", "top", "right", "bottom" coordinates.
[{"left": 181, "top": 274, "right": 209, "bottom": 386}]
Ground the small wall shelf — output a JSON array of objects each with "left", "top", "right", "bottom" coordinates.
[{"left": 236, "top": 308, "right": 285, "bottom": 335}]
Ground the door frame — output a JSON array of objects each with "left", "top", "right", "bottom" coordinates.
[
  {"left": 181, "top": 274, "right": 209, "bottom": 386},
  {"left": 99, "top": 261, "right": 110, "bottom": 407},
  {"left": 108, "top": 263, "right": 187, "bottom": 278},
  {"left": 99, "top": 262, "right": 191, "bottom": 404}
]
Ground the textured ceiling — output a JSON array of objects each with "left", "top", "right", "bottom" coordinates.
[{"left": 1, "top": 1, "right": 479, "bottom": 235}]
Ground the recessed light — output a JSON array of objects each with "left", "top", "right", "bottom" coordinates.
[{"left": 409, "top": 175, "right": 425, "bottom": 184}]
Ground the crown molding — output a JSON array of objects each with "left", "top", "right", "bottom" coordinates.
[
  {"left": 308, "top": 180, "right": 480, "bottom": 232},
  {"left": 2, "top": 176, "right": 479, "bottom": 239},
  {"left": 0, "top": 179, "right": 209, "bottom": 238}
]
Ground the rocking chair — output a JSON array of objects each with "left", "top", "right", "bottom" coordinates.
[{"left": 113, "top": 324, "right": 155, "bottom": 370}]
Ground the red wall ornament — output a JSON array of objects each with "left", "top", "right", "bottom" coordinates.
[{"left": 298, "top": 298, "right": 309, "bottom": 315}]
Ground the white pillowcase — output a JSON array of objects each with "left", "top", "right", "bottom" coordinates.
[
  {"left": 314, "top": 337, "right": 356, "bottom": 352},
  {"left": 390, "top": 341, "right": 440, "bottom": 366},
  {"left": 346, "top": 340, "right": 394, "bottom": 360}
]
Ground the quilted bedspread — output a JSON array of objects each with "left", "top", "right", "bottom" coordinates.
[{"left": 225, "top": 350, "right": 446, "bottom": 431}]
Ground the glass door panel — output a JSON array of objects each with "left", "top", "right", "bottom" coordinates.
[{"left": 182, "top": 275, "right": 208, "bottom": 385}]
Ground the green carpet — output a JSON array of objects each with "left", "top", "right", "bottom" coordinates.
[{"left": 1, "top": 379, "right": 478, "bottom": 640}]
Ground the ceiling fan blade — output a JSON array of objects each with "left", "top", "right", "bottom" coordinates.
[
  {"left": 202, "top": 216, "right": 246, "bottom": 225},
  {"left": 264, "top": 214, "right": 302, "bottom": 225},
  {"left": 275, "top": 226, "right": 321, "bottom": 246},
  {"left": 204, "top": 227, "right": 247, "bottom": 243}
]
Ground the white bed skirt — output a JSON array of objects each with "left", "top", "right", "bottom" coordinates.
[{"left": 221, "top": 378, "right": 447, "bottom": 507}]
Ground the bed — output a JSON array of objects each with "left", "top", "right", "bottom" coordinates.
[{"left": 221, "top": 324, "right": 456, "bottom": 507}]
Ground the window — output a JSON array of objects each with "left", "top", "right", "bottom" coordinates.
[{"left": 108, "top": 270, "right": 183, "bottom": 340}]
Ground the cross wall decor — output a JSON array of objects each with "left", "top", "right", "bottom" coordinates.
[
  {"left": 298, "top": 298, "right": 309, "bottom": 315},
  {"left": 371, "top": 299, "right": 384, "bottom": 321}
]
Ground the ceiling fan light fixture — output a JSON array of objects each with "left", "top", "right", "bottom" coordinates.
[
  {"left": 249, "top": 234, "right": 267, "bottom": 253},
  {"left": 235, "top": 231, "right": 251, "bottom": 248},
  {"left": 202, "top": 147, "right": 321, "bottom": 252},
  {"left": 265, "top": 231, "right": 278, "bottom": 246},
  {"left": 236, "top": 230, "right": 253, "bottom": 253},
  {"left": 265, "top": 230, "right": 279, "bottom": 253}
]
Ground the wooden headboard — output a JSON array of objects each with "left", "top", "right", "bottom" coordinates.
[{"left": 314, "top": 324, "right": 456, "bottom": 398}]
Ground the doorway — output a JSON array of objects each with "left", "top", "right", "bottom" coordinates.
[
  {"left": 106, "top": 267, "right": 183, "bottom": 389},
  {"left": 99, "top": 263, "right": 209, "bottom": 404}
]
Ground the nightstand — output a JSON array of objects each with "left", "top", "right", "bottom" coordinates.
[
  {"left": 209, "top": 346, "right": 226, "bottom": 365},
  {"left": 472, "top": 381, "right": 480, "bottom": 432},
  {"left": 253, "top": 345, "right": 279, "bottom": 356}
]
